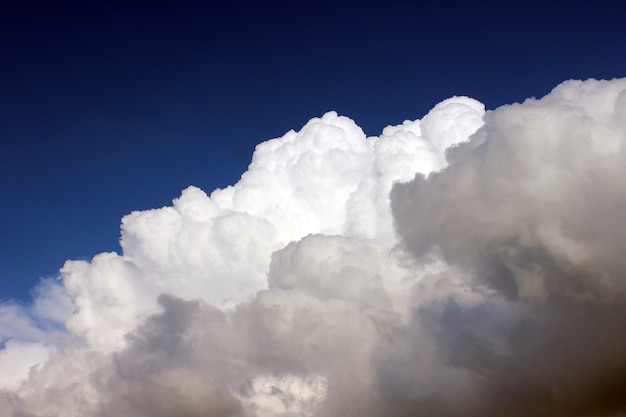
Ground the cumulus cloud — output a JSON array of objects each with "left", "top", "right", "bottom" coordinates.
[
  {"left": 0, "top": 278, "right": 74, "bottom": 389},
  {"left": 392, "top": 78, "right": 626, "bottom": 416},
  {"left": 1, "top": 78, "right": 625, "bottom": 417}
]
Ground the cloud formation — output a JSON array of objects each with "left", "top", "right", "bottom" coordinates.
[
  {"left": 1, "top": 78, "right": 625, "bottom": 417},
  {"left": 391, "top": 78, "right": 626, "bottom": 416}
]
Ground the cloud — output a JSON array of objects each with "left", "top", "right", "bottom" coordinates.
[
  {"left": 2, "top": 78, "right": 625, "bottom": 417},
  {"left": 0, "top": 278, "right": 74, "bottom": 389},
  {"left": 392, "top": 78, "right": 626, "bottom": 416},
  {"left": 0, "top": 341, "right": 50, "bottom": 391}
]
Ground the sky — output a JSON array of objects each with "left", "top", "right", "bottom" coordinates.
[
  {"left": 2, "top": 1, "right": 625, "bottom": 303},
  {"left": 1, "top": 2, "right": 626, "bottom": 416}
]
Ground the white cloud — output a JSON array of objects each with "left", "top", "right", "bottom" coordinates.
[
  {"left": 56, "top": 99, "right": 484, "bottom": 353},
  {"left": 2, "top": 79, "right": 626, "bottom": 417},
  {"left": 0, "top": 341, "right": 50, "bottom": 390}
]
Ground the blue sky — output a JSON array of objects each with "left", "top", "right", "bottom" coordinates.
[{"left": 1, "top": 1, "right": 625, "bottom": 303}]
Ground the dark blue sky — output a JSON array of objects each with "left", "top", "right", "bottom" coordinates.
[{"left": 1, "top": 1, "right": 625, "bottom": 303}]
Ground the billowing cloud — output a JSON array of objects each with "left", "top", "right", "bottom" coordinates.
[
  {"left": 1, "top": 78, "right": 625, "bottom": 417},
  {"left": 392, "top": 78, "right": 626, "bottom": 416}
]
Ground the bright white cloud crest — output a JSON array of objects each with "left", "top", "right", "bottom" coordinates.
[{"left": 2, "top": 78, "right": 626, "bottom": 417}]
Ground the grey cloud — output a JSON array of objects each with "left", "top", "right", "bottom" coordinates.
[
  {"left": 391, "top": 78, "right": 626, "bottom": 416},
  {"left": 94, "top": 236, "right": 469, "bottom": 417},
  {"left": 98, "top": 295, "right": 244, "bottom": 417}
]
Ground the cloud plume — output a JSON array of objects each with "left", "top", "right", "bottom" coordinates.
[{"left": 1, "top": 78, "right": 625, "bottom": 417}]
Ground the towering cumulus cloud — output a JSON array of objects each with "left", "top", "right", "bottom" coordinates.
[{"left": 1, "top": 78, "right": 625, "bottom": 417}]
